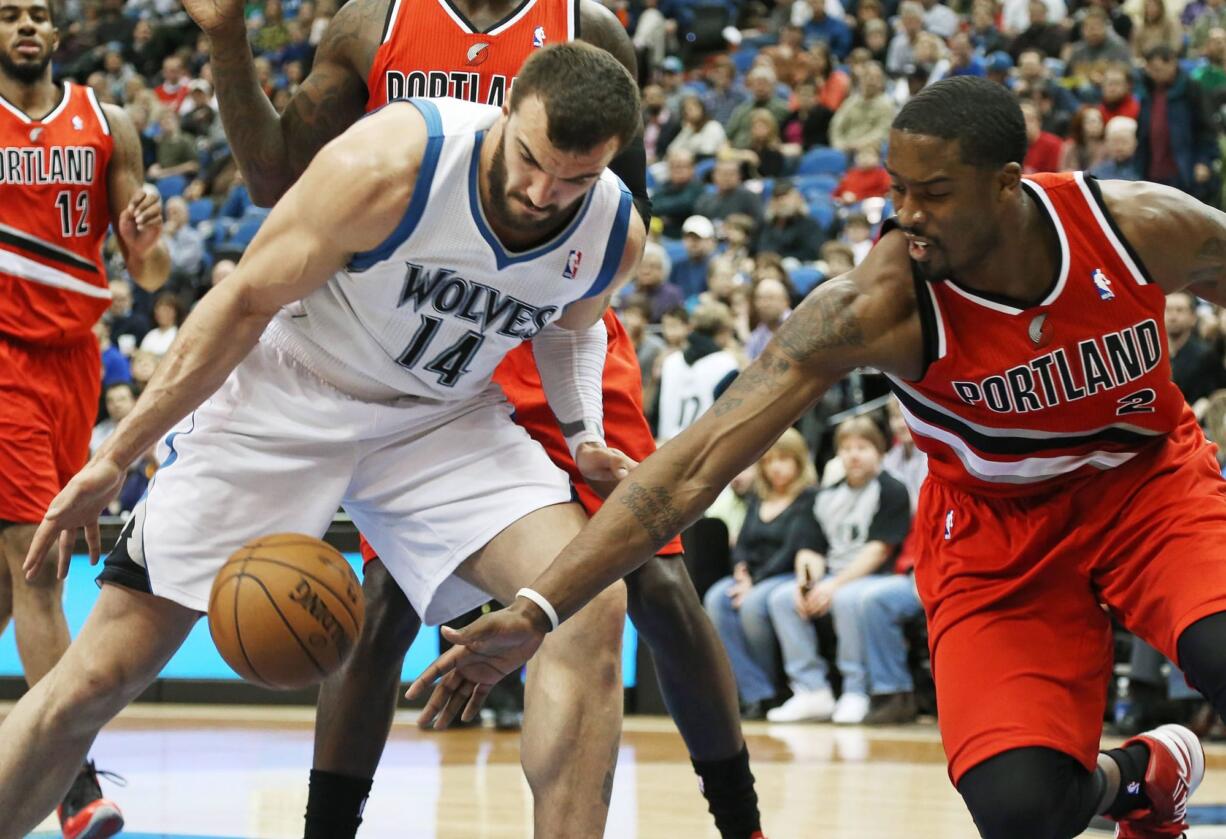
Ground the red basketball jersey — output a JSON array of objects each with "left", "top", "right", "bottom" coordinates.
[
  {"left": 889, "top": 171, "right": 1198, "bottom": 497},
  {"left": 365, "top": 0, "right": 577, "bottom": 111},
  {"left": 0, "top": 83, "right": 114, "bottom": 345}
]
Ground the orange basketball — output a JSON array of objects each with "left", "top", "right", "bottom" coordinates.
[{"left": 207, "top": 534, "right": 365, "bottom": 690}]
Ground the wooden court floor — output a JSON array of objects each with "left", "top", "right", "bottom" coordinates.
[{"left": 13, "top": 703, "right": 1226, "bottom": 838}]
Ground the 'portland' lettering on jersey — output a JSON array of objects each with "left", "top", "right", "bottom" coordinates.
[
  {"left": 0, "top": 146, "right": 97, "bottom": 185},
  {"left": 383, "top": 70, "right": 514, "bottom": 106},
  {"left": 950, "top": 318, "right": 1161, "bottom": 413},
  {"left": 397, "top": 261, "right": 558, "bottom": 339}
]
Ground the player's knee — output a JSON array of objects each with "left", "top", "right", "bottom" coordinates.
[
  {"left": 958, "top": 749, "right": 1093, "bottom": 839},
  {"left": 1177, "top": 611, "right": 1226, "bottom": 710},
  {"left": 43, "top": 659, "right": 130, "bottom": 733},
  {"left": 358, "top": 563, "right": 420, "bottom": 662},
  {"left": 625, "top": 557, "right": 700, "bottom": 637}
]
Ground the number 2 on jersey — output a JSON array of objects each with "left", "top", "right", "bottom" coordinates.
[
  {"left": 54, "top": 191, "right": 89, "bottom": 238},
  {"left": 397, "top": 315, "right": 486, "bottom": 387}
]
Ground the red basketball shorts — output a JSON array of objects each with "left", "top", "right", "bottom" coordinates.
[
  {"left": 0, "top": 335, "right": 99, "bottom": 524},
  {"left": 360, "top": 312, "right": 684, "bottom": 566},
  {"left": 914, "top": 419, "right": 1226, "bottom": 784}
]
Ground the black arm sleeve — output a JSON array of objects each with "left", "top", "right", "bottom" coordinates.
[
  {"left": 609, "top": 132, "right": 652, "bottom": 226},
  {"left": 866, "top": 473, "right": 913, "bottom": 547}
]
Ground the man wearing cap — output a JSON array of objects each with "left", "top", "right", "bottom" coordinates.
[
  {"left": 985, "top": 51, "right": 1015, "bottom": 87},
  {"left": 181, "top": 79, "right": 217, "bottom": 138},
  {"left": 671, "top": 216, "right": 717, "bottom": 299},
  {"left": 654, "top": 148, "right": 705, "bottom": 239}
]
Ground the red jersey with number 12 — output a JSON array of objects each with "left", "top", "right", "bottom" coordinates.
[
  {"left": 0, "top": 82, "right": 114, "bottom": 345},
  {"left": 365, "top": 0, "right": 577, "bottom": 111},
  {"left": 887, "top": 171, "right": 1199, "bottom": 497}
]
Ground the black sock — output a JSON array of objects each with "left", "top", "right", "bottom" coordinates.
[
  {"left": 691, "top": 745, "right": 761, "bottom": 839},
  {"left": 1103, "top": 742, "right": 1152, "bottom": 819},
  {"left": 304, "top": 769, "right": 373, "bottom": 839}
]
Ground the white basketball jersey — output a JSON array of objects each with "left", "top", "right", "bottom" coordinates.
[
  {"left": 656, "top": 349, "right": 739, "bottom": 441},
  {"left": 262, "top": 97, "right": 634, "bottom": 402}
]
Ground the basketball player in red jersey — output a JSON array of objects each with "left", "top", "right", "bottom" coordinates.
[
  {"left": 0, "top": 1, "right": 169, "bottom": 837},
  {"left": 182, "top": 1, "right": 762, "bottom": 837},
  {"left": 419, "top": 76, "right": 1226, "bottom": 839}
]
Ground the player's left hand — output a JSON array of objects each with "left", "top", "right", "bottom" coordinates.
[
  {"left": 118, "top": 184, "right": 164, "bottom": 255},
  {"left": 24, "top": 457, "right": 125, "bottom": 581},
  {"left": 575, "top": 442, "right": 637, "bottom": 484},
  {"left": 406, "top": 603, "right": 547, "bottom": 728}
]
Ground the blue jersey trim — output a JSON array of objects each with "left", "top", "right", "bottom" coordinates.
[
  {"left": 349, "top": 99, "right": 444, "bottom": 273},
  {"left": 466, "top": 129, "right": 596, "bottom": 270},
  {"left": 582, "top": 184, "right": 632, "bottom": 299}
]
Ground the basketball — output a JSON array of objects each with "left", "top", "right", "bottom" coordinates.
[{"left": 207, "top": 534, "right": 365, "bottom": 690}]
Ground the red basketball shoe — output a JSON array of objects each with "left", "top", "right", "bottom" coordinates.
[
  {"left": 57, "top": 760, "right": 124, "bottom": 839},
  {"left": 1114, "top": 724, "right": 1204, "bottom": 839}
]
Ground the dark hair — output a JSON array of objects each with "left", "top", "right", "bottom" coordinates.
[
  {"left": 662, "top": 306, "right": 690, "bottom": 324},
  {"left": 621, "top": 294, "right": 653, "bottom": 320},
  {"left": 509, "top": 42, "right": 641, "bottom": 153},
  {"left": 1144, "top": 43, "right": 1177, "bottom": 62},
  {"left": 1168, "top": 289, "right": 1199, "bottom": 309},
  {"left": 892, "top": 76, "right": 1028, "bottom": 169},
  {"left": 105, "top": 381, "right": 136, "bottom": 399},
  {"left": 153, "top": 292, "right": 185, "bottom": 325}
]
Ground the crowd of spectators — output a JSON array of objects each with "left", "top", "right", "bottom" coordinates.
[{"left": 68, "top": 0, "right": 1226, "bottom": 727}]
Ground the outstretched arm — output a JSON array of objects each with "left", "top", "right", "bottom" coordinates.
[
  {"left": 25, "top": 107, "right": 427, "bottom": 578},
  {"left": 1099, "top": 179, "right": 1226, "bottom": 307},
  {"left": 190, "top": 0, "right": 385, "bottom": 206}
]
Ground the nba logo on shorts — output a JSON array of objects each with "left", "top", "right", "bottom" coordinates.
[
  {"left": 944, "top": 509, "right": 954, "bottom": 541},
  {"left": 563, "top": 249, "right": 582, "bottom": 279},
  {"left": 1092, "top": 268, "right": 1115, "bottom": 301},
  {"left": 533, "top": 26, "right": 547, "bottom": 48}
]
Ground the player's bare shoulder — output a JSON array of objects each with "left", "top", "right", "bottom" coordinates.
[
  {"left": 317, "top": 0, "right": 393, "bottom": 76},
  {"left": 773, "top": 228, "right": 923, "bottom": 379},
  {"left": 325, "top": 102, "right": 429, "bottom": 197}
]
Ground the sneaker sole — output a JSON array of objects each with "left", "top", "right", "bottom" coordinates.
[
  {"left": 67, "top": 805, "right": 124, "bottom": 839},
  {"left": 1148, "top": 723, "right": 1206, "bottom": 798}
]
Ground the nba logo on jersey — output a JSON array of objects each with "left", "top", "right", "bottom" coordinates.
[
  {"left": 533, "top": 26, "right": 547, "bottom": 48},
  {"left": 563, "top": 249, "right": 582, "bottom": 279},
  {"left": 1093, "top": 268, "right": 1115, "bottom": 301},
  {"left": 944, "top": 510, "right": 954, "bottom": 541}
]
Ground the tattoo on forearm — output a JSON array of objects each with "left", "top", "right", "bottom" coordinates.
[
  {"left": 773, "top": 279, "right": 865, "bottom": 363},
  {"left": 618, "top": 482, "right": 685, "bottom": 544},
  {"left": 712, "top": 350, "right": 792, "bottom": 416},
  {"left": 1189, "top": 236, "right": 1226, "bottom": 289}
]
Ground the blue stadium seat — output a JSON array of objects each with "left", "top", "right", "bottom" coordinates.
[
  {"left": 796, "top": 146, "right": 847, "bottom": 177},
  {"left": 188, "top": 198, "right": 214, "bottom": 226},
  {"left": 156, "top": 175, "right": 188, "bottom": 200},
  {"left": 731, "top": 47, "right": 759, "bottom": 75},
  {"left": 694, "top": 156, "right": 717, "bottom": 183},
  {"left": 791, "top": 266, "right": 825, "bottom": 295},
  {"left": 808, "top": 197, "right": 837, "bottom": 231}
]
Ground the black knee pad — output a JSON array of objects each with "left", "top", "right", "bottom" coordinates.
[
  {"left": 1177, "top": 611, "right": 1226, "bottom": 711},
  {"left": 958, "top": 748, "right": 1099, "bottom": 839}
]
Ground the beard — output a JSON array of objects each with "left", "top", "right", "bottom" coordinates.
[
  {"left": 485, "top": 134, "right": 576, "bottom": 237},
  {"left": 0, "top": 49, "right": 51, "bottom": 85}
]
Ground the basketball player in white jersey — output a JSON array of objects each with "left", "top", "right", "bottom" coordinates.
[{"left": 0, "top": 43, "right": 642, "bottom": 839}]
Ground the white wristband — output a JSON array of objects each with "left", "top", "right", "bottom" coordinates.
[{"left": 516, "top": 587, "right": 560, "bottom": 632}]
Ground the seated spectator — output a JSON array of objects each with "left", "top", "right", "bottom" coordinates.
[
  {"left": 860, "top": 20, "right": 890, "bottom": 68},
  {"left": 725, "top": 109, "right": 789, "bottom": 179},
  {"left": 801, "top": 0, "right": 853, "bottom": 58},
  {"left": 666, "top": 95, "right": 727, "bottom": 162},
  {"left": 94, "top": 317, "right": 131, "bottom": 389},
  {"left": 130, "top": 349, "right": 159, "bottom": 393},
  {"left": 718, "top": 213, "right": 758, "bottom": 275},
  {"left": 887, "top": 2, "right": 926, "bottom": 76},
  {"left": 765, "top": 417, "right": 912, "bottom": 723},
  {"left": 619, "top": 295, "right": 667, "bottom": 390},
  {"left": 148, "top": 112, "right": 200, "bottom": 182},
  {"left": 162, "top": 197, "right": 207, "bottom": 288},
  {"left": 1192, "top": 28, "right": 1226, "bottom": 106},
  {"left": 1060, "top": 105, "right": 1107, "bottom": 172},
  {"left": 921, "top": 0, "right": 959, "bottom": 39},
  {"left": 1021, "top": 99, "right": 1063, "bottom": 174},
  {"left": 820, "top": 241, "right": 856, "bottom": 277},
  {"left": 984, "top": 51, "right": 1015, "bottom": 88},
  {"left": 278, "top": 20, "right": 315, "bottom": 69},
  {"left": 1065, "top": 7, "right": 1133, "bottom": 93},
  {"left": 696, "top": 256, "right": 745, "bottom": 310},
  {"left": 746, "top": 277, "right": 792, "bottom": 361},
  {"left": 657, "top": 302, "right": 740, "bottom": 441},
  {"left": 1137, "top": 45, "right": 1218, "bottom": 198},
  {"left": 181, "top": 80, "right": 217, "bottom": 138},
  {"left": 829, "top": 62, "right": 895, "bottom": 154},
  {"left": 758, "top": 181, "right": 826, "bottom": 263},
  {"left": 807, "top": 42, "right": 851, "bottom": 112},
  {"left": 106, "top": 279, "right": 150, "bottom": 355},
  {"left": 100, "top": 50, "right": 135, "bottom": 103},
  {"left": 1099, "top": 64, "right": 1142, "bottom": 123},
  {"left": 727, "top": 67, "right": 791, "bottom": 150},
  {"left": 946, "top": 31, "right": 987, "bottom": 78},
  {"left": 1168, "top": 290, "right": 1226, "bottom": 409},
  {"left": 660, "top": 306, "right": 691, "bottom": 355},
  {"left": 883, "top": 398, "right": 927, "bottom": 508},
  {"left": 642, "top": 84, "right": 679, "bottom": 165},
  {"left": 1008, "top": 0, "right": 1069, "bottom": 58},
  {"left": 703, "top": 56, "right": 749, "bottom": 126},
  {"left": 154, "top": 55, "right": 191, "bottom": 113},
  {"left": 91, "top": 382, "right": 137, "bottom": 455},
  {"left": 833, "top": 144, "right": 891, "bottom": 204},
  {"left": 781, "top": 81, "right": 834, "bottom": 151},
  {"left": 703, "top": 428, "right": 820, "bottom": 718},
  {"left": 670, "top": 215, "right": 718, "bottom": 300},
  {"left": 841, "top": 213, "right": 874, "bottom": 265},
  {"left": 653, "top": 148, "right": 704, "bottom": 239},
  {"left": 1191, "top": 0, "right": 1226, "bottom": 52},
  {"left": 626, "top": 241, "right": 685, "bottom": 323},
  {"left": 1089, "top": 116, "right": 1142, "bottom": 179},
  {"left": 1014, "top": 49, "right": 1078, "bottom": 130},
  {"left": 1133, "top": 0, "right": 1184, "bottom": 58},
  {"left": 140, "top": 293, "right": 183, "bottom": 357},
  {"left": 694, "top": 159, "right": 764, "bottom": 228},
  {"left": 969, "top": 0, "right": 1010, "bottom": 55}
]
